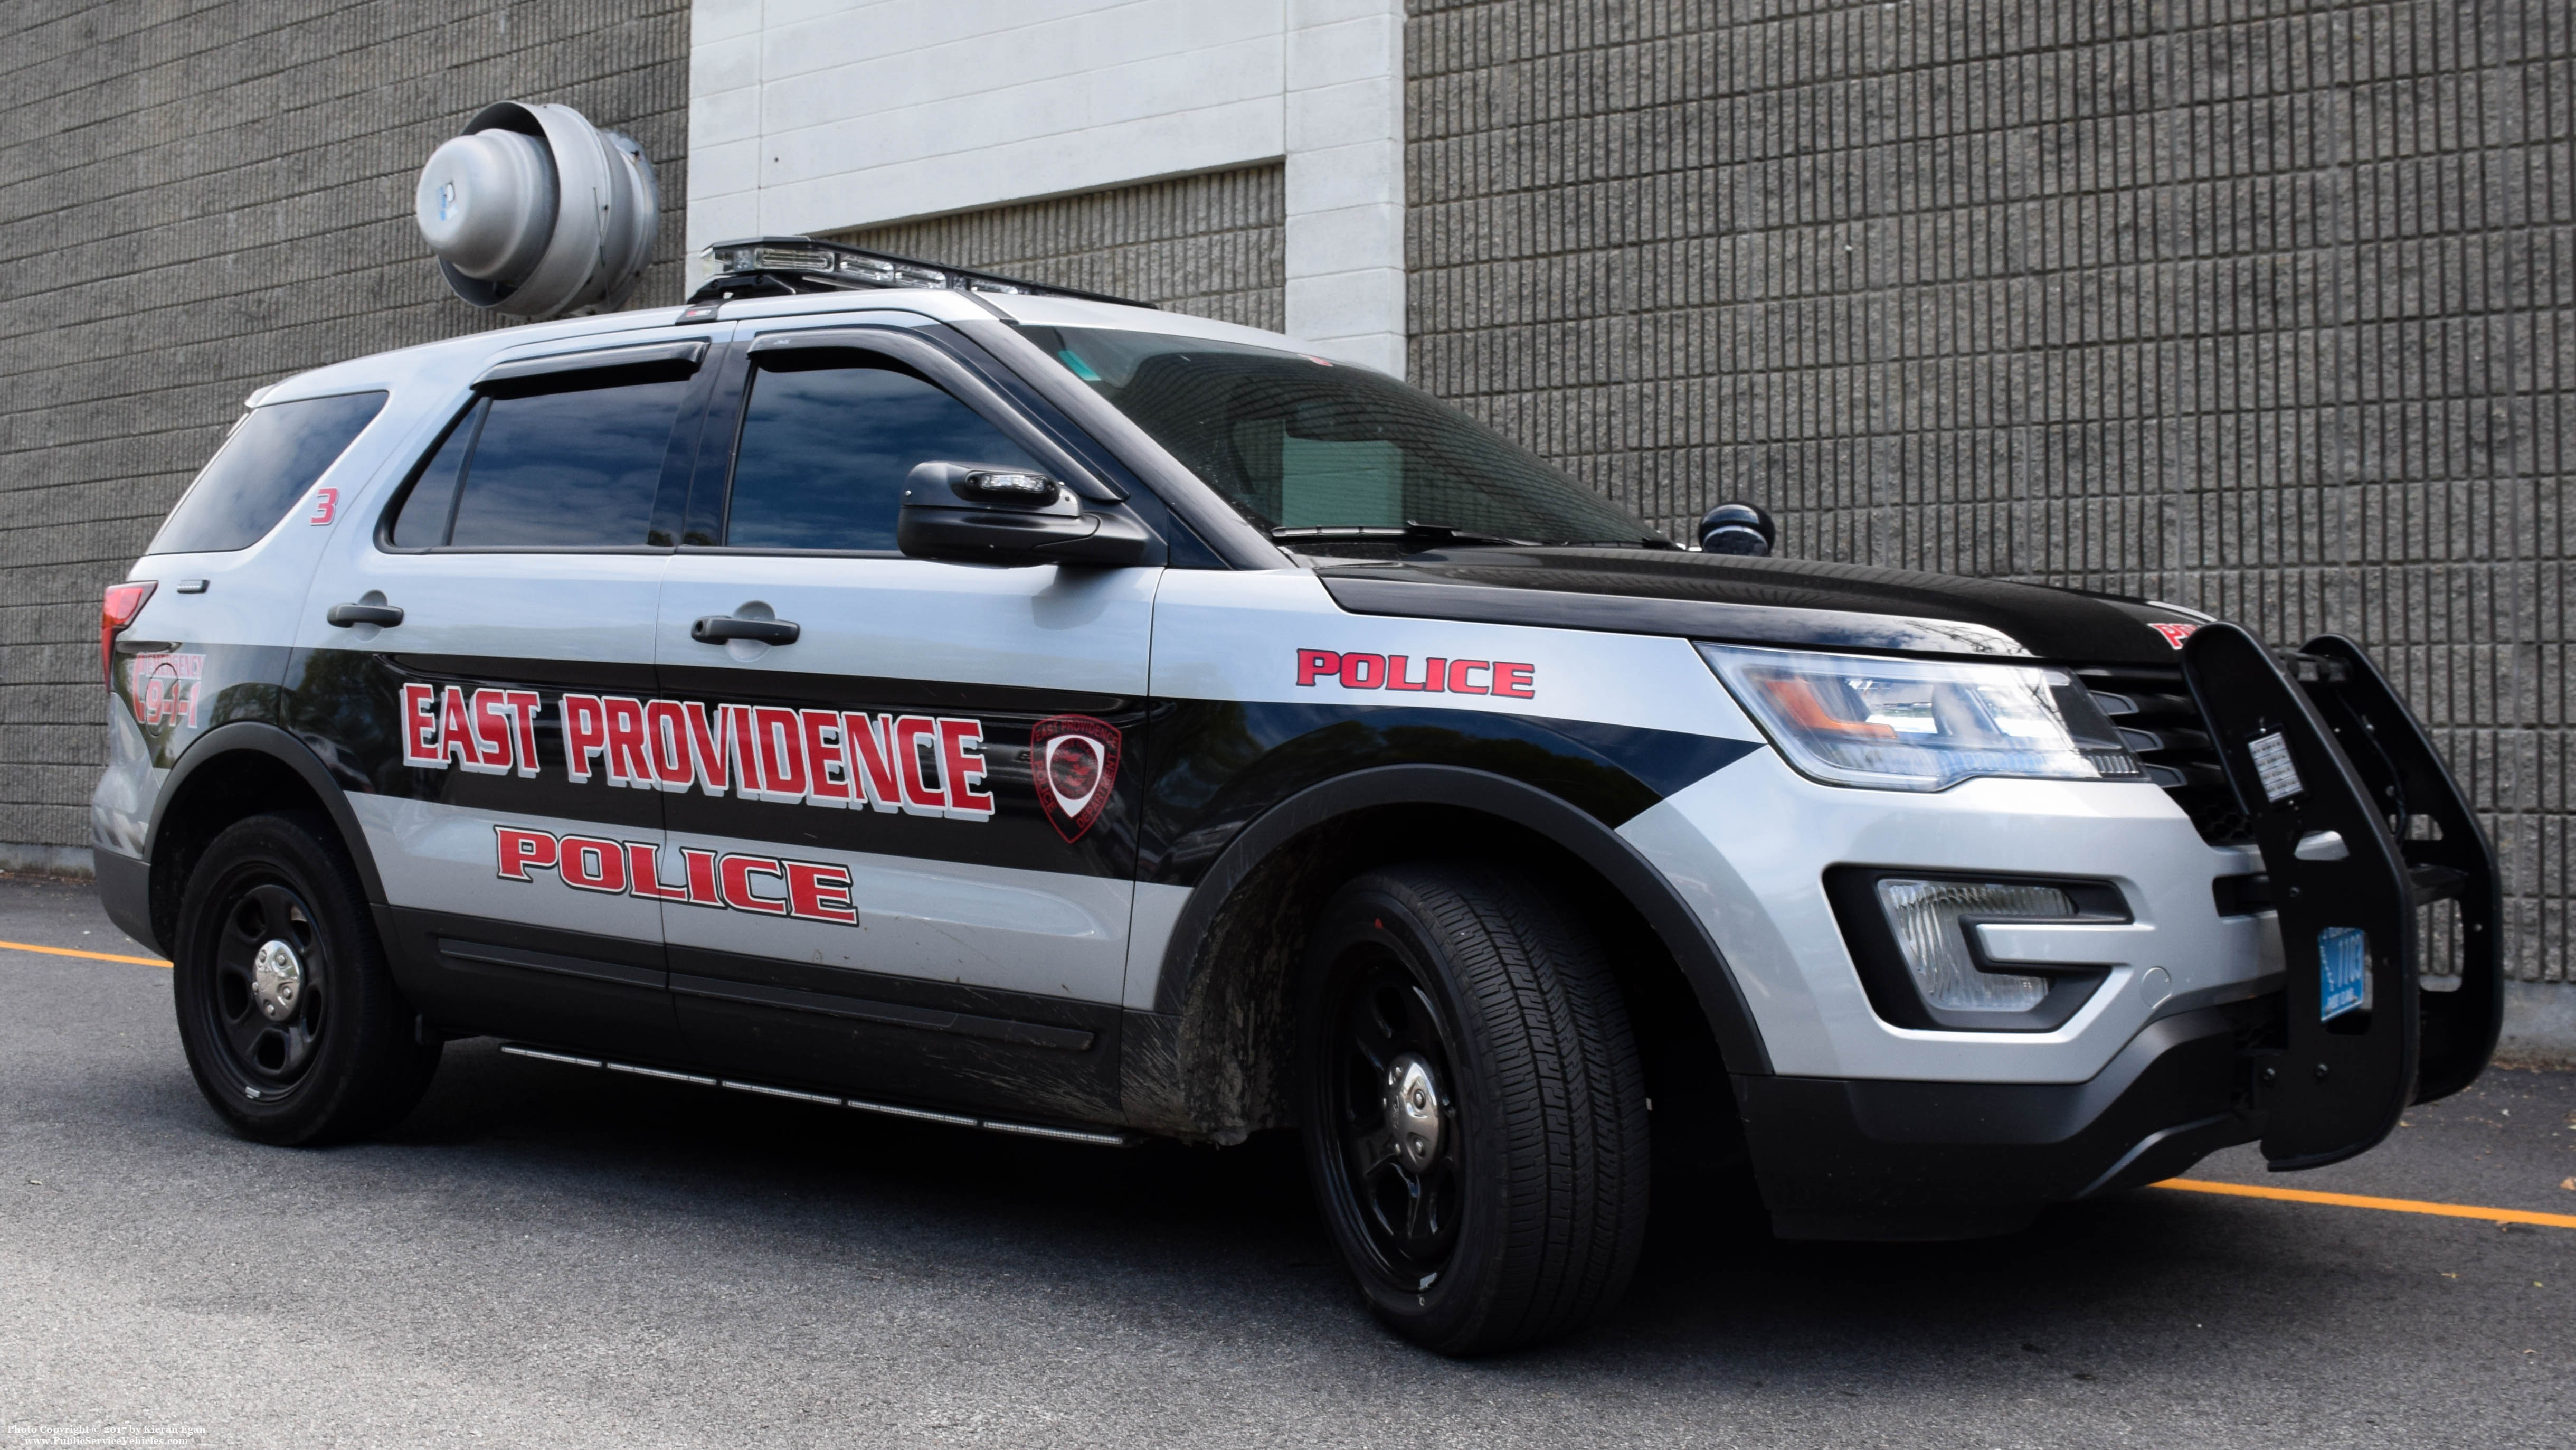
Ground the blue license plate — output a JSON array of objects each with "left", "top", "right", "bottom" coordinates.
[{"left": 2319, "top": 927, "right": 2367, "bottom": 1021}]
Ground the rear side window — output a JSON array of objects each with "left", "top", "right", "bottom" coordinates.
[
  {"left": 389, "top": 376, "right": 689, "bottom": 549},
  {"left": 723, "top": 359, "right": 1036, "bottom": 551},
  {"left": 149, "top": 391, "right": 387, "bottom": 554},
  {"left": 387, "top": 402, "right": 477, "bottom": 548}
]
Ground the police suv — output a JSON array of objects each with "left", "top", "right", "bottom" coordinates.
[{"left": 94, "top": 238, "right": 2501, "bottom": 1354}]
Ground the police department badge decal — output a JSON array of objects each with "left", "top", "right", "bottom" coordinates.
[{"left": 1030, "top": 715, "right": 1122, "bottom": 843}]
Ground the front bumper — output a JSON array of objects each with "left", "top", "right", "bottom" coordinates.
[
  {"left": 1717, "top": 626, "right": 2502, "bottom": 1237},
  {"left": 1623, "top": 737, "right": 2275, "bottom": 1086},
  {"left": 1735, "top": 997, "right": 2274, "bottom": 1239}
]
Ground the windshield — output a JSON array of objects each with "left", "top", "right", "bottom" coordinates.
[{"left": 1020, "top": 326, "right": 1662, "bottom": 547}]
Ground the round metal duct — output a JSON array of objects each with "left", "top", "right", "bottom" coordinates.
[{"left": 414, "top": 101, "right": 659, "bottom": 319}]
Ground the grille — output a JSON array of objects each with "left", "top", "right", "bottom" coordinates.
[{"left": 2075, "top": 664, "right": 2253, "bottom": 845}]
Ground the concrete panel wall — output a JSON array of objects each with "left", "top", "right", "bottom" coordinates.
[
  {"left": 831, "top": 163, "right": 1285, "bottom": 331},
  {"left": 1406, "top": 0, "right": 2573, "bottom": 983},
  {"left": 0, "top": 0, "right": 690, "bottom": 858},
  {"left": 688, "top": 0, "right": 1286, "bottom": 242},
  {"left": 689, "top": 0, "right": 1403, "bottom": 371}
]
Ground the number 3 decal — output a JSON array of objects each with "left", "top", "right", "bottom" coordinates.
[{"left": 308, "top": 488, "right": 338, "bottom": 525}]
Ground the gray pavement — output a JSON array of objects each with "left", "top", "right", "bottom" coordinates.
[{"left": 0, "top": 872, "right": 2566, "bottom": 1448}]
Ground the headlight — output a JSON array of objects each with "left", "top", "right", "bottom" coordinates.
[{"left": 1698, "top": 643, "right": 2142, "bottom": 791}]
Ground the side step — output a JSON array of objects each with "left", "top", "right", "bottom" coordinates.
[{"left": 497, "top": 1043, "right": 1138, "bottom": 1147}]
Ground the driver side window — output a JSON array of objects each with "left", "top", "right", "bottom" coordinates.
[{"left": 721, "top": 357, "right": 1038, "bottom": 552}]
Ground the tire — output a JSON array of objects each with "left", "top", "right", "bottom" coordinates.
[
  {"left": 171, "top": 811, "right": 441, "bottom": 1145},
  {"left": 1296, "top": 862, "right": 1650, "bottom": 1355}
]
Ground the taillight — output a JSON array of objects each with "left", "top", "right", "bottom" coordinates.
[{"left": 101, "top": 581, "right": 156, "bottom": 688}]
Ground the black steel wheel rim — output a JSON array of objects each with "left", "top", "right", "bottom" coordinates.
[
  {"left": 201, "top": 874, "right": 328, "bottom": 1093},
  {"left": 1322, "top": 947, "right": 1462, "bottom": 1291}
]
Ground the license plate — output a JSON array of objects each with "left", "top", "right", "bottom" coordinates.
[{"left": 2319, "top": 926, "right": 2367, "bottom": 1021}]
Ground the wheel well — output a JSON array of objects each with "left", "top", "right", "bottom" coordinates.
[
  {"left": 1167, "top": 804, "right": 1740, "bottom": 1169},
  {"left": 148, "top": 750, "right": 337, "bottom": 949}
]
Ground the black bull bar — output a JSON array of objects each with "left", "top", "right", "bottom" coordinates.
[{"left": 2181, "top": 625, "right": 2503, "bottom": 1170}]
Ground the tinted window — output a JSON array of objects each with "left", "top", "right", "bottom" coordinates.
[
  {"left": 724, "top": 360, "right": 1036, "bottom": 551},
  {"left": 446, "top": 378, "right": 687, "bottom": 548},
  {"left": 149, "top": 391, "right": 387, "bottom": 554},
  {"left": 387, "top": 401, "right": 481, "bottom": 548},
  {"left": 1026, "top": 327, "right": 1659, "bottom": 545}
]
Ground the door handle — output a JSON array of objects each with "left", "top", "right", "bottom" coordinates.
[
  {"left": 326, "top": 602, "right": 404, "bottom": 627},
  {"left": 691, "top": 615, "right": 800, "bottom": 646}
]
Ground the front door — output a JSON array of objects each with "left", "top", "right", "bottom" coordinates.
[
  {"left": 650, "top": 320, "right": 1159, "bottom": 1117},
  {"left": 290, "top": 332, "right": 721, "bottom": 1054}
]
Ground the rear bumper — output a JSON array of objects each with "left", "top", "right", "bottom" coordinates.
[
  {"left": 1734, "top": 995, "right": 2276, "bottom": 1240},
  {"left": 94, "top": 845, "right": 159, "bottom": 958}
]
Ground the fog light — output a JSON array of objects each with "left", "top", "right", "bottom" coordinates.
[{"left": 1875, "top": 878, "right": 2075, "bottom": 1013}]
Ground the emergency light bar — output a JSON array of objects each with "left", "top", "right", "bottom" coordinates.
[{"left": 686, "top": 236, "right": 1152, "bottom": 309}]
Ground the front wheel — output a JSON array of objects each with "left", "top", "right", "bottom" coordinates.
[
  {"left": 172, "top": 811, "right": 440, "bottom": 1144},
  {"left": 1296, "top": 862, "right": 1650, "bottom": 1354}
]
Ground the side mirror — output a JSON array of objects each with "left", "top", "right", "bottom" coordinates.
[
  {"left": 896, "top": 462, "right": 1153, "bottom": 567},
  {"left": 1697, "top": 502, "right": 1776, "bottom": 557}
]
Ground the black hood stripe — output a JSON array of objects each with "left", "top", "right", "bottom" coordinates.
[
  {"left": 1323, "top": 575, "right": 2030, "bottom": 658},
  {"left": 1315, "top": 546, "right": 2206, "bottom": 665}
]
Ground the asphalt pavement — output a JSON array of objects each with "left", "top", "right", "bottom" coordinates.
[{"left": 0, "top": 872, "right": 2568, "bottom": 1448}]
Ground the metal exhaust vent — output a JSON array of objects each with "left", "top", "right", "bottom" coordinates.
[{"left": 415, "top": 102, "right": 658, "bottom": 319}]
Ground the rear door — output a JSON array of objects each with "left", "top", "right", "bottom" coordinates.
[
  {"left": 290, "top": 333, "right": 723, "bottom": 1056},
  {"left": 650, "top": 318, "right": 1159, "bottom": 1116}
]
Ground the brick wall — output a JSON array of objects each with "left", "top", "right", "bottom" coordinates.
[
  {"left": 1408, "top": 0, "right": 2574, "bottom": 983},
  {"left": 0, "top": 0, "right": 688, "bottom": 856},
  {"left": 830, "top": 164, "right": 1288, "bottom": 332}
]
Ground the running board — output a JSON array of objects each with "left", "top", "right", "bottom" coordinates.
[{"left": 496, "top": 1043, "right": 1138, "bottom": 1147}]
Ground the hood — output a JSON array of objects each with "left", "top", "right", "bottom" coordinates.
[{"left": 1311, "top": 547, "right": 2207, "bottom": 666}]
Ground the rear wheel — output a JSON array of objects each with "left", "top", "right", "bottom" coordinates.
[
  {"left": 172, "top": 812, "right": 440, "bottom": 1144},
  {"left": 1297, "top": 862, "right": 1650, "bottom": 1354}
]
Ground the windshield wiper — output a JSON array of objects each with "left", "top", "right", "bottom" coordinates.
[{"left": 1270, "top": 522, "right": 1528, "bottom": 553}]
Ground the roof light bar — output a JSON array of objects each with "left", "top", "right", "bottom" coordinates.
[{"left": 688, "top": 234, "right": 1151, "bottom": 309}]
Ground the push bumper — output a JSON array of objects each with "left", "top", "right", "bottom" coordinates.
[{"left": 1735, "top": 997, "right": 2274, "bottom": 1240}]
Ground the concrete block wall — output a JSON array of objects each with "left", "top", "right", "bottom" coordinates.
[
  {"left": 0, "top": 0, "right": 690, "bottom": 862},
  {"left": 1407, "top": 0, "right": 2574, "bottom": 985},
  {"left": 832, "top": 164, "right": 1286, "bottom": 331}
]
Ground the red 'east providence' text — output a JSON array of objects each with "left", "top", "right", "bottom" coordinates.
[
  {"left": 1293, "top": 649, "right": 1535, "bottom": 699},
  {"left": 401, "top": 684, "right": 993, "bottom": 821}
]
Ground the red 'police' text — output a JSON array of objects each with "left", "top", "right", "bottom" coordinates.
[
  {"left": 494, "top": 825, "right": 858, "bottom": 926},
  {"left": 1294, "top": 648, "right": 1535, "bottom": 699}
]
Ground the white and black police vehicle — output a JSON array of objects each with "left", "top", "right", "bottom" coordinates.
[{"left": 92, "top": 103, "right": 2502, "bottom": 1355}]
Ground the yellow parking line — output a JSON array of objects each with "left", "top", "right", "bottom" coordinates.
[
  {"left": 2156, "top": 1176, "right": 2576, "bottom": 1230},
  {"left": 0, "top": 938, "right": 170, "bottom": 968}
]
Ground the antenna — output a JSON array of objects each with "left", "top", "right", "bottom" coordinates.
[{"left": 415, "top": 102, "right": 659, "bottom": 320}]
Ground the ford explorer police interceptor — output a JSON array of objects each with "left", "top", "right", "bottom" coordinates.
[{"left": 92, "top": 238, "right": 2502, "bottom": 1354}]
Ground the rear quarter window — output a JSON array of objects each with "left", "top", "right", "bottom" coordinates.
[{"left": 149, "top": 391, "right": 387, "bottom": 554}]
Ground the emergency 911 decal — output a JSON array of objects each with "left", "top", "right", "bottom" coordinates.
[
  {"left": 402, "top": 684, "right": 999, "bottom": 822},
  {"left": 128, "top": 652, "right": 205, "bottom": 727},
  {"left": 495, "top": 825, "right": 858, "bottom": 925}
]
